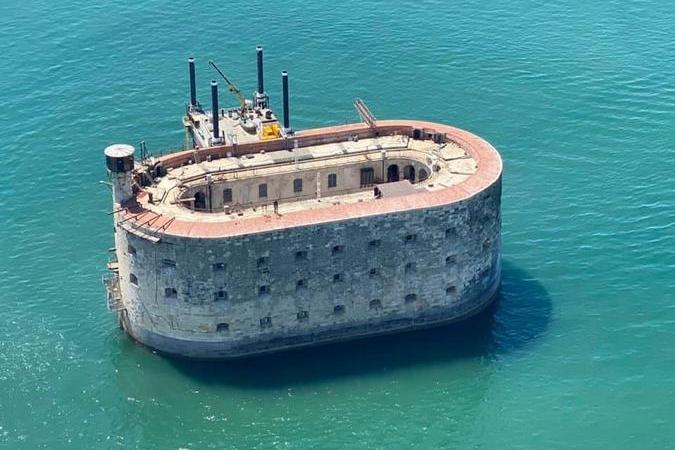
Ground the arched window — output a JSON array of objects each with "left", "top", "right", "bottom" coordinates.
[
  {"left": 387, "top": 164, "right": 400, "bottom": 182},
  {"left": 418, "top": 168, "right": 428, "bottom": 182},
  {"left": 403, "top": 165, "right": 415, "bottom": 182},
  {"left": 369, "top": 299, "right": 382, "bottom": 310},
  {"left": 193, "top": 191, "right": 206, "bottom": 210},
  {"left": 216, "top": 323, "right": 229, "bottom": 332},
  {"left": 405, "top": 293, "right": 417, "bottom": 303},
  {"left": 333, "top": 305, "right": 345, "bottom": 315}
]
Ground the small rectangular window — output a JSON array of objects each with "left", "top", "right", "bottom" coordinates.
[
  {"left": 368, "top": 239, "right": 381, "bottom": 248},
  {"left": 217, "top": 323, "right": 230, "bottom": 332},
  {"left": 213, "top": 262, "right": 226, "bottom": 271},
  {"left": 214, "top": 290, "right": 228, "bottom": 301},
  {"left": 360, "top": 167, "right": 375, "bottom": 187},
  {"left": 368, "top": 268, "right": 379, "bottom": 277},
  {"left": 445, "top": 227, "right": 455, "bottom": 238},
  {"left": 260, "top": 316, "right": 272, "bottom": 328},
  {"left": 445, "top": 255, "right": 457, "bottom": 266},
  {"left": 223, "top": 188, "right": 233, "bottom": 203},
  {"left": 332, "top": 245, "right": 345, "bottom": 255},
  {"left": 405, "top": 262, "right": 416, "bottom": 273},
  {"left": 258, "top": 183, "right": 268, "bottom": 198},
  {"left": 333, "top": 273, "right": 344, "bottom": 283},
  {"left": 404, "top": 234, "right": 417, "bottom": 243},
  {"left": 162, "top": 259, "right": 176, "bottom": 268},
  {"left": 446, "top": 286, "right": 457, "bottom": 296},
  {"left": 369, "top": 299, "right": 382, "bottom": 310},
  {"left": 333, "top": 305, "right": 345, "bottom": 315},
  {"left": 259, "top": 285, "right": 271, "bottom": 296},
  {"left": 257, "top": 256, "right": 269, "bottom": 268},
  {"left": 164, "top": 287, "right": 177, "bottom": 297},
  {"left": 127, "top": 244, "right": 137, "bottom": 255},
  {"left": 295, "top": 250, "right": 307, "bottom": 260},
  {"left": 293, "top": 178, "right": 303, "bottom": 193},
  {"left": 328, "top": 173, "right": 337, "bottom": 188},
  {"left": 129, "top": 273, "right": 138, "bottom": 286},
  {"left": 296, "top": 279, "right": 307, "bottom": 290},
  {"left": 297, "top": 310, "right": 309, "bottom": 321}
]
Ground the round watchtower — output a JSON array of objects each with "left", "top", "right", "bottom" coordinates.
[{"left": 105, "top": 144, "right": 135, "bottom": 204}]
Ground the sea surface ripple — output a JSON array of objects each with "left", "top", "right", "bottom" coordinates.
[{"left": 0, "top": 0, "right": 673, "bottom": 448}]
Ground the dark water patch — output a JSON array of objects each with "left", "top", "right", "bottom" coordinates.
[{"left": 164, "top": 261, "right": 551, "bottom": 388}]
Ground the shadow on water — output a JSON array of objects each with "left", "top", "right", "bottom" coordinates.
[{"left": 165, "top": 260, "right": 551, "bottom": 388}]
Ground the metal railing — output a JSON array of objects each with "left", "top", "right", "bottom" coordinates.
[{"left": 102, "top": 273, "right": 124, "bottom": 312}]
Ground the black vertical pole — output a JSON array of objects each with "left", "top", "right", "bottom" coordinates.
[
  {"left": 211, "top": 80, "right": 220, "bottom": 140},
  {"left": 256, "top": 46, "right": 264, "bottom": 94},
  {"left": 282, "top": 71, "right": 290, "bottom": 131},
  {"left": 188, "top": 57, "right": 197, "bottom": 107}
]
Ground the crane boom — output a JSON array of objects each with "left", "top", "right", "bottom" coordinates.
[{"left": 208, "top": 60, "right": 247, "bottom": 111}]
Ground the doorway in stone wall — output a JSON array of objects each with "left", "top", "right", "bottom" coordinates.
[
  {"left": 387, "top": 164, "right": 400, "bottom": 182},
  {"left": 403, "top": 165, "right": 416, "bottom": 182},
  {"left": 194, "top": 191, "right": 206, "bottom": 210}
]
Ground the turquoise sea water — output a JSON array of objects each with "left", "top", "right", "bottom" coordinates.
[{"left": 1, "top": 0, "right": 674, "bottom": 448}]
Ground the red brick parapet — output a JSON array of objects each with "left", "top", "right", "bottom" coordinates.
[{"left": 120, "top": 120, "right": 502, "bottom": 239}]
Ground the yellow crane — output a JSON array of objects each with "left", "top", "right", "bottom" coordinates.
[{"left": 209, "top": 60, "right": 248, "bottom": 113}]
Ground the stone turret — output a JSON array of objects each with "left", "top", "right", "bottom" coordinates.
[{"left": 104, "top": 144, "right": 135, "bottom": 204}]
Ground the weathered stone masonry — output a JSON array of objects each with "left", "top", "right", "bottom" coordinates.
[
  {"left": 115, "top": 179, "right": 500, "bottom": 358},
  {"left": 107, "top": 120, "right": 503, "bottom": 358}
]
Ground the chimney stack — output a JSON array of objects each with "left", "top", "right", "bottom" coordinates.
[
  {"left": 211, "top": 80, "right": 221, "bottom": 143},
  {"left": 188, "top": 57, "right": 197, "bottom": 109},
  {"left": 282, "top": 71, "right": 291, "bottom": 133},
  {"left": 256, "top": 46, "right": 264, "bottom": 94},
  {"left": 255, "top": 46, "right": 268, "bottom": 108}
]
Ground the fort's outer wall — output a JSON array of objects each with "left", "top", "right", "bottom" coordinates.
[{"left": 114, "top": 178, "right": 501, "bottom": 358}]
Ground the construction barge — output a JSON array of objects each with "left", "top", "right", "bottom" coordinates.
[{"left": 103, "top": 47, "right": 503, "bottom": 358}]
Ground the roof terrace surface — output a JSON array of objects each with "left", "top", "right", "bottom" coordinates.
[{"left": 119, "top": 120, "right": 502, "bottom": 240}]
